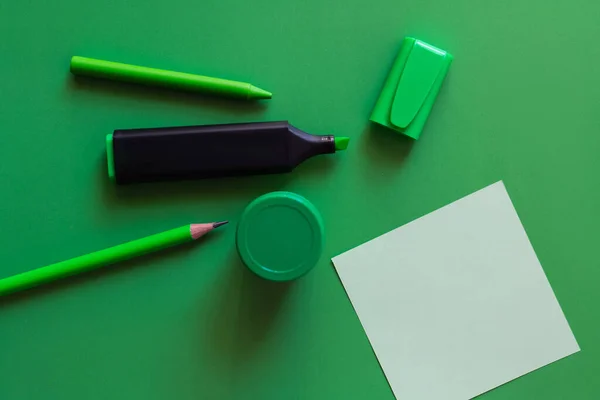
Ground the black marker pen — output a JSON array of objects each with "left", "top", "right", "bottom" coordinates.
[{"left": 106, "top": 121, "right": 349, "bottom": 184}]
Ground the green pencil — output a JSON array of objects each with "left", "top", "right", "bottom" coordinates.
[
  {"left": 70, "top": 56, "right": 272, "bottom": 100},
  {"left": 0, "top": 221, "right": 227, "bottom": 297}
]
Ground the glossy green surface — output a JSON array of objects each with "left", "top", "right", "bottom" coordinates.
[
  {"left": 237, "top": 192, "right": 324, "bottom": 281},
  {"left": 371, "top": 37, "right": 453, "bottom": 139},
  {"left": 0, "top": 0, "right": 599, "bottom": 399}
]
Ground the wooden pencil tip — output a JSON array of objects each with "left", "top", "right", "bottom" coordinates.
[
  {"left": 190, "top": 222, "right": 228, "bottom": 240},
  {"left": 190, "top": 224, "right": 211, "bottom": 240}
]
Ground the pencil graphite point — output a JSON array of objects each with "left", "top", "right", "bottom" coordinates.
[{"left": 213, "top": 221, "right": 229, "bottom": 229}]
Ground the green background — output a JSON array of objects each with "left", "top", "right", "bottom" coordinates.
[{"left": 0, "top": 0, "right": 598, "bottom": 398}]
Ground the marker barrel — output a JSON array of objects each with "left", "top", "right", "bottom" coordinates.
[{"left": 108, "top": 121, "right": 338, "bottom": 184}]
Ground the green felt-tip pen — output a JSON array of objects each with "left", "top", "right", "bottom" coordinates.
[
  {"left": 0, "top": 222, "right": 227, "bottom": 297},
  {"left": 70, "top": 56, "right": 272, "bottom": 100}
]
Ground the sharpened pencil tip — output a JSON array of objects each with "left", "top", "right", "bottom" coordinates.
[{"left": 212, "top": 221, "right": 229, "bottom": 229}]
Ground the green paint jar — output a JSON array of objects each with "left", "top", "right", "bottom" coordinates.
[{"left": 236, "top": 192, "right": 324, "bottom": 281}]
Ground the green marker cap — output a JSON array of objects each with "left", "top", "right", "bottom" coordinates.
[
  {"left": 370, "top": 37, "right": 453, "bottom": 140},
  {"left": 236, "top": 191, "right": 324, "bottom": 281},
  {"left": 106, "top": 133, "right": 115, "bottom": 182}
]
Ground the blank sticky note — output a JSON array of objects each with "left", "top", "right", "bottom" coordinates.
[{"left": 332, "top": 181, "right": 579, "bottom": 400}]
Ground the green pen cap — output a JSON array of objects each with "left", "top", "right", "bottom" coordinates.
[
  {"left": 236, "top": 192, "right": 324, "bottom": 282},
  {"left": 370, "top": 37, "right": 453, "bottom": 140},
  {"left": 106, "top": 133, "right": 115, "bottom": 183}
]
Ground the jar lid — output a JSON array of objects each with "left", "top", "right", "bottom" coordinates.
[{"left": 236, "top": 192, "right": 324, "bottom": 281}]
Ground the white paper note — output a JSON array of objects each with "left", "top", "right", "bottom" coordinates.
[{"left": 332, "top": 182, "right": 579, "bottom": 400}]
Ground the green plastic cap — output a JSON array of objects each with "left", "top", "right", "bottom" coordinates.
[
  {"left": 236, "top": 191, "right": 324, "bottom": 281},
  {"left": 370, "top": 37, "right": 453, "bottom": 140},
  {"left": 106, "top": 133, "right": 115, "bottom": 183}
]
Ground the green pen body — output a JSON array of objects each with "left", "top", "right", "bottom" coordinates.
[
  {"left": 70, "top": 56, "right": 272, "bottom": 100},
  {"left": 0, "top": 225, "right": 193, "bottom": 296}
]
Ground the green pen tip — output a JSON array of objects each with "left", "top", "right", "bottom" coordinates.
[
  {"left": 335, "top": 136, "right": 350, "bottom": 151},
  {"left": 248, "top": 85, "right": 272, "bottom": 100}
]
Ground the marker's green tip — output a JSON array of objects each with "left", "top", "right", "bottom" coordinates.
[
  {"left": 249, "top": 85, "right": 272, "bottom": 100},
  {"left": 335, "top": 136, "right": 350, "bottom": 151}
]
